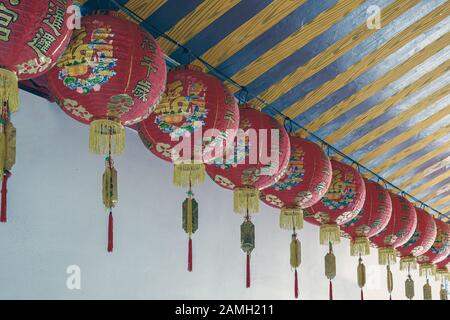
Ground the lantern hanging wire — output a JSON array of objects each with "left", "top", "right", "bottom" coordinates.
[{"left": 108, "top": 0, "right": 445, "bottom": 221}]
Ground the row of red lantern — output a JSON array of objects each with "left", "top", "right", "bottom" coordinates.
[{"left": 1, "top": 7, "right": 449, "bottom": 301}]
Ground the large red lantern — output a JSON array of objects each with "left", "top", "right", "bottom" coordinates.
[
  {"left": 303, "top": 159, "right": 366, "bottom": 299},
  {"left": 206, "top": 105, "right": 290, "bottom": 288},
  {"left": 370, "top": 193, "right": 417, "bottom": 299},
  {"left": 260, "top": 133, "right": 332, "bottom": 298},
  {"left": 137, "top": 64, "right": 239, "bottom": 271},
  {"left": 340, "top": 179, "right": 392, "bottom": 299},
  {"left": 395, "top": 207, "right": 436, "bottom": 299},
  {"left": 47, "top": 14, "right": 166, "bottom": 252},
  {"left": 0, "top": 0, "right": 73, "bottom": 222},
  {"left": 416, "top": 219, "right": 450, "bottom": 299}
]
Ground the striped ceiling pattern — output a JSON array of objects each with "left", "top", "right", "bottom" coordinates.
[{"left": 78, "top": 0, "right": 450, "bottom": 220}]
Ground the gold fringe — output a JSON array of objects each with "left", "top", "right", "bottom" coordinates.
[
  {"left": 319, "top": 223, "right": 340, "bottom": 245},
  {"left": 102, "top": 162, "right": 118, "bottom": 209},
  {"left": 357, "top": 258, "right": 366, "bottom": 289},
  {"left": 400, "top": 256, "right": 417, "bottom": 271},
  {"left": 290, "top": 235, "right": 301, "bottom": 269},
  {"left": 405, "top": 276, "right": 415, "bottom": 300},
  {"left": 173, "top": 162, "right": 205, "bottom": 188},
  {"left": 350, "top": 236, "right": 370, "bottom": 257},
  {"left": 435, "top": 268, "right": 449, "bottom": 282},
  {"left": 0, "top": 69, "right": 19, "bottom": 113},
  {"left": 233, "top": 187, "right": 260, "bottom": 214},
  {"left": 419, "top": 263, "right": 435, "bottom": 277},
  {"left": 4, "top": 121, "right": 15, "bottom": 171},
  {"left": 423, "top": 280, "right": 432, "bottom": 300},
  {"left": 89, "top": 119, "right": 125, "bottom": 155},
  {"left": 378, "top": 246, "right": 397, "bottom": 265},
  {"left": 279, "top": 208, "right": 303, "bottom": 230}
]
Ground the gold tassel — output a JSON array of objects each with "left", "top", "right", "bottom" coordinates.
[
  {"left": 233, "top": 187, "right": 259, "bottom": 214},
  {"left": 280, "top": 208, "right": 303, "bottom": 230},
  {"left": 419, "top": 263, "right": 435, "bottom": 277},
  {"left": 440, "top": 286, "right": 448, "bottom": 300},
  {"left": 423, "top": 279, "right": 432, "bottom": 300},
  {"left": 290, "top": 235, "right": 301, "bottom": 269},
  {"left": 387, "top": 265, "right": 394, "bottom": 296},
  {"left": 320, "top": 223, "right": 340, "bottom": 245},
  {"left": 350, "top": 236, "right": 370, "bottom": 257},
  {"left": 89, "top": 119, "right": 125, "bottom": 155},
  {"left": 405, "top": 275, "right": 414, "bottom": 300},
  {"left": 102, "top": 160, "right": 118, "bottom": 209},
  {"left": 435, "top": 268, "right": 449, "bottom": 282},
  {"left": 400, "top": 255, "right": 417, "bottom": 271},
  {"left": 173, "top": 162, "right": 205, "bottom": 188},
  {"left": 325, "top": 242, "right": 336, "bottom": 280},
  {"left": 357, "top": 257, "right": 366, "bottom": 289},
  {"left": 4, "top": 120, "right": 15, "bottom": 171},
  {"left": 378, "top": 246, "right": 397, "bottom": 265},
  {"left": 0, "top": 69, "right": 19, "bottom": 113}
]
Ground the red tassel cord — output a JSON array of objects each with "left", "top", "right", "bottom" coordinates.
[
  {"left": 1, "top": 171, "right": 11, "bottom": 223},
  {"left": 107, "top": 211, "right": 113, "bottom": 252},
  {"left": 329, "top": 280, "right": 333, "bottom": 301},
  {"left": 188, "top": 237, "right": 193, "bottom": 272},
  {"left": 361, "top": 288, "right": 364, "bottom": 301},
  {"left": 294, "top": 269, "right": 299, "bottom": 299},
  {"left": 246, "top": 254, "right": 251, "bottom": 288}
]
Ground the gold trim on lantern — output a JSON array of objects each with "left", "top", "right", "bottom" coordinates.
[
  {"left": 400, "top": 255, "right": 417, "bottom": 271},
  {"left": 0, "top": 69, "right": 19, "bottom": 113},
  {"left": 378, "top": 246, "right": 397, "bottom": 265},
  {"left": 233, "top": 187, "right": 259, "bottom": 214},
  {"left": 350, "top": 236, "right": 370, "bottom": 257},
  {"left": 89, "top": 119, "right": 125, "bottom": 155},
  {"left": 419, "top": 263, "right": 435, "bottom": 277},
  {"left": 319, "top": 223, "right": 341, "bottom": 245},
  {"left": 173, "top": 162, "right": 205, "bottom": 188},
  {"left": 280, "top": 208, "right": 303, "bottom": 230},
  {"left": 435, "top": 267, "right": 449, "bottom": 282}
]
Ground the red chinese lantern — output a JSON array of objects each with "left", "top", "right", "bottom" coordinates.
[
  {"left": 47, "top": 13, "right": 166, "bottom": 252},
  {"left": 435, "top": 254, "right": 450, "bottom": 300},
  {"left": 303, "top": 159, "right": 366, "bottom": 300},
  {"left": 395, "top": 207, "right": 436, "bottom": 300},
  {"left": 340, "top": 179, "right": 392, "bottom": 299},
  {"left": 137, "top": 64, "right": 239, "bottom": 271},
  {"left": 0, "top": 0, "right": 73, "bottom": 222},
  {"left": 416, "top": 219, "right": 450, "bottom": 300},
  {"left": 205, "top": 105, "right": 290, "bottom": 288},
  {"left": 260, "top": 133, "right": 332, "bottom": 298},
  {"left": 370, "top": 193, "right": 417, "bottom": 299}
]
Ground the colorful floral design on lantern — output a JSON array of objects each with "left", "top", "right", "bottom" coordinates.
[
  {"left": 214, "top": 175, "right": 235, "bottom": 189},
  {"left": 107, "top": 94, "right": 133, "bottom": 118},
  {"left": 57, "top": 26, "right": 118, "bottom": 94},
  {"left": 321, "top": 169, "right": 356, "bottom": 210},
  {"left": 272, "top": 149, "right": 305, "bottom": 191},
  {"left": 17, "top": 56, "right": 52, "bottom": 75},
  {"left": 62, "top": 98, "right": 93, "bottom": 121}
]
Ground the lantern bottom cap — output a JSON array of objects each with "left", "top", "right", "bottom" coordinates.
[
  {"left": 89, "top": 119, "right": 125, "bottom": 155},
  {"left": 234, "top": 187, "right": 260, "bottom": 214},
  {"left": 378, "top": 246, "right": 397, "bottom": 265},
  {"left": 350, "top": 236, "right": 370, "bottom": 256},
  {"left": 320, "top": 223, "right": 340, "bottom": 245},
  {"left": 280, "top": 208, "right": 303, "bottom": 230},
  {"left": 173, "top": 162, "right": 205, "bottom": 188}
]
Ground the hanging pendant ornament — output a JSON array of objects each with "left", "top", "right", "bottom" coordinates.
[
  {"left": 261, "top": 133, "right": 332, "bottom": 298},
  {"left": 304, "top": 159, "right": 366, "bottom": 299},
  {"left": 182, "top": 183, "right": 198, "bottom": 272},
  {"left": 47, "top": 13, "right": 167, "bottom": 251},
  {"left": 290, "top": 233, "right": 301, "bottom": 298},
  {"left": 387, "top": 265, "right": 394, "bottom": 300},
  {"left": 0, "top": 0, "right": 74, "bottom": 223},
  {"left": 440, "top": 284, "right": 448, "bottom": 300},
  {"left": 405, "top": 272, "right": 415, "bottom": 300},
  {"left": 341, "top": 179, "right": 392, "bottom": 298},
  {"left": 370, "top": 193, "right": 417, "bottom": 299},
  {"left": 138, "top": 64, "right": 239, "bottom": 269},
  {"left": 423, "top": 278, "right": 432, "bottom": 300},
  {"left": 102, "top": 151, "right": 118, "bottom": 252},
  {"left": 206, "top": 104, "right": 290, "bottom": 287},
  {"left": 241, "top": 212, "right": 255, "bottom": 288},
  {"left": 357, "top": 256, "right": 366, "bottom": 300},
  {"left": 325, "top": 242, "right": 336, "bottom": 301}
]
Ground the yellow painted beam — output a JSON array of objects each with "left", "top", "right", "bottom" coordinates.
[
  {"left": 125, "top": 0, "right": 167, "bottom": 21},
  {"left": 397, "top": 155, "right": 450, "bottom": 190},
  {"left": 385, "top": 144, "right": 450, "bottom": 182},
  {"left": 192, "top": 0, "right": 306, "bottom": 69},
  {"left": 342, "top": 84, "right": 450, "bottom": 156},
  {"left": 326, "top": 62, "right": 450, "bottom": 145},
  {"left": 358, "top": 106, "right": 450, "bottom": 167},
  {"left": 425, "top": 187, "right": 450, "bottom": 204},
  {"left": 227, "top": 0, "right": 364, "bottom": 93},
  {"left": 278, "top": 3, "right": 450, "bottom": 119},
  {"left": 253, "top": 0, "right": 420, "bottom": 106},
  {"left": 157, "top": 0, "right": 241, "bottom": 55},
  {"left": 438, "top": 205, "right": 450, "bottom": 215},
  {"left": 429, "top": 194, "right": 450, "bottom": 209},
  {"left": 408, "top": 171, "right": 450, "bottom": 198}
]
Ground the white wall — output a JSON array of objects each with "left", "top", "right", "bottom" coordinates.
[{"left": 0, "top": 90, "right": 444, "bottom": 300}]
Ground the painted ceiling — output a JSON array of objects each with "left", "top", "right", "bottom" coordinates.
[{"left": 71, "top": 0, "right": 449, "bottom": 219}]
